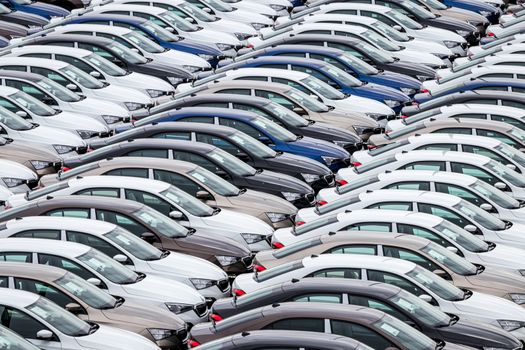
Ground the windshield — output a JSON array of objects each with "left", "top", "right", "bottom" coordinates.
[
  {"left": 252, "top": 117, "right": 297, "bottom": 142},
  {"left": 104, "top": 226, "right": 163, "bottom": 261},
  {"left": 0, "top": 326, "right": 39, "bottom": 350},
  {"left": 356, "top": 42, "right": 395, "bottom": 63},
  {"left": 338, "top": 52, "right": 378, "bottom": 74},
  {"left": 433, "top": 221, "right": 489, "bottom": 252},
  {"left": 59, "top": 65, "right": 104, "bottom": 89},
  {"left": 159, "top": 11, "right": 199, "bottom": 32},
  {"left": 201, "top": 0, "right": 234, "bottom": 12},
  {"left": 27, "top": 297, "right": 91, "bottom": 336},
  {"left": 510, "top": 127, "right": 525, "bottom": 145},
  {"left": 133, "top": 206, "right": 188, "bottom": 238},
  {"left": 143, "top": 20, "right": 180, "bottom": 42},
  {"left": 209, "top": 148, "right": 257, "bottom": 176},
  {"left": 370, "top": 20, "right": 410, "bottom": 42},
  {"left": 324, "top": 64, "right": 363, "bottom": 86},
  {"left": 402, "top": 0, "right": 436, "bottom": 18},
  {"left": 230, "top": 131, "right": 277, "bottom": 158},
  {"left": 84, "top": 53, "right": 127, "bottom": 77},
  {"left": 422, "top": 242, "right": 477, "bottom": 275},
  {"left": 9, "top": 91, "right": 56, "bottom": 116},
  {"left": 36, "top": 78, "right": 81, "bottom": 102},
  {"left": 388, "top": 290, "right": 450, "bottom": 327},
  {"left": 418, "top": 0, "right": 447, "bottom": 10},
  {"left": 188, "top": 166, "right": 239, "bottom": 196},
  {"left": 77, "top": 248, "right": 139, "bottom": 284},
  {"left": 469, "top": 180, "right": 519, "bottom": 209},
  {"left": 0, "top": 107, "right": 34, "bottom": 130},
  {"left": 452, "top": 200, "right": 506, "bottom": 230},
  {"left": 372, "top": 314, "right": 436, "bottom": 350},
  {"left": 284, "top": 88, "right": 329, "bottom": 112},
  {"left": 407, "top": 266, "right": 464, "bottom": 301},
  {"left": 265, "top": 102, "right": 308, "bottom": 127},
  {"left": 361, "top": 29, "right": 401, "bottom": 51},
  {"left": 485, "top": 159, "right": 525, "bottom": 187},
  {"left": 108, "top": 42, "right": 148, "bottom": 64},
  {"left": 55, "top": 272, "right": 116, "bottom": 309},
  {"left": 496, "top": 144, "right": 525, "bottom": 167},
  {"left": 162, "top": 185, "right": 215, "bottom": 216},
  {"left": 386, "top": 9, "right": 423, "bottom": 29},
  {"left": 301, "top": 76, "right": 346, "bottom": 100},
  {"left": 122, "top": 31, "right": 165, "bottom": 54},
  {"left": 178, "top": 1, "right": 217, "bottom": 21}
]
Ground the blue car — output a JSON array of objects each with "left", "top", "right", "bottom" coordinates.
[
  {"left": 441, "top": 0, "right": 500, "bottom": 23},
  {"left": 0, "top": 0, "right": 68, "bottom": 18},
  {"left": 217, "top": 56, "right": 411, "bottom": 113},
  {"left": 413, "top": 79, "right": 525, "bottom": 103},
  {"left": 229, "top": 45, "right": 422, "bottom": 95},
  {"left": 64, "top": 14, "right": 225, "bottom": 65},
  {"left": 129, "top": 107, "right": 351, "bottom": 171}
]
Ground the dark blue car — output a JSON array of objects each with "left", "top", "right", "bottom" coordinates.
[
  {"left": 64, "top": 14, "right": 225, "bottom": 64},
  {"left": 413, "top": 79, "right": 525, "bottom": 103},
  {"left": 229, "top": 45, "right": 422, "bottom": 95},
  {"left": 0, "top": 0, "right": 68, "bottom": 18},
  {"left": 441, "top": 0, "right": 500, "bottom": 23},
  {"left": 128, "top": 107, "right": 351, "bottom": 171},
  {"left": 216, "top": 56, "right": 411, "bottom": 113}
]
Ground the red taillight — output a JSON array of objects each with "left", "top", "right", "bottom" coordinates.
[
  {"left": 87, "top": 148, "right": 94, "bottom": 153},
  {"left": 400, "top": 115, "right": 409, "bottom": 119},
  {"left": 317, "top": 200, "right": 328, "bottom": 206},
  {"left": 4, "top": 204, "right": 11, "bottom": 210},
  {"left": 61, "top": 167, "right": 71, "bottom": 172},
  {"left": 210, "top": 313, "right": 223, "bottom": 322},
  {"left": 412, "top": 102, "right": 419, "bottom": 106},
  {"left": 188, "top": 339, "right": 200, "bottom": 348},
  {"left": 295, "top": 221, "right": 305, "bottom": 226},
  {"left": 254, "top": 264, "right": 266, "bottom": 272},
  {"left": 336, "top": 179, "right": 348, "bottom": 186},
  {"left": 420, "top": 89, "right": 429, "bottom": 93},
  {"left": 487, "top": 32, "right": 494, "bottom": 37},
  {"left": 351, "top": 161, "right": 362, "bottom": 167},
  {"left": 246, "top": 43, "right": 254, "bottom": 48},
  {"left": 233, "top": 288, "right": 246, "bottom": 296},
  {"left": 272, "top": 241, "right": 285, "bottom": 248}
]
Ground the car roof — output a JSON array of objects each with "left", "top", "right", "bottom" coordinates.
[
  {"left": 394, "top": 149, "right": 493, "bottom": 164},
  {"left": 0, "top": 237, "right": 91, "bottom": 257},
  {"left": 231, "top": 56, "right": 329, "bottom": 69},
  {"left": 134, "top": 121, "right": 239, "bottom": 136},
  {"left": 181, "top": 93, "right": 273, "bottom": 107},
  {"left": 321, "top": 2, "right": 391, "bottom": 13},
  {"left": 0, "top": 288, "right": 40, "bottom": 308},
  {"left": 301, "top": 253, "right": 416, "bottom": 274},
  {"left": 422, "top": 118, "right": 514, "bottom": 132},
  {"left": 10, "top": 45, "right": 93, "bottom": 58},
  {"left": 203, "top": 79, "right": 292, "bottom": 92},
  {"left": 336, "top": 208, "right": 443, "bottom": 226},
  {"left": 67, "top": 175, "right": 172, "bottom": 194},
  {"left": 407, "top": 133, "right": 503, "bottom": 147},
  {"left": 361, "top": 189, "right": 463, "bottom": 206},
  {"left": 436, "top": 103, "right": 525, "bottom": 116},
  {"left": 0, "top": 261, "right": 68, "bottom": 281},
  {"left": 32, "top": 33, "right": 117, "bottom": 46},
  {"left": 153, "top": 106, "right": 261, "bottom": 121},
  {"left": 94, "top": 3, "right": 167, "bottom": 14},
  {"left": 225, "top": 67, "right": 309, "bottom": 79},
  {"left": 0, "top": 70, "right": 43, "bottom": 82},
  {"left": 3, "top": 216, "right": 115, "bottom": 233},
  {"left": 0, "top": 85, "right": 21, "bottom": 95},
  {"left": 318, "top": 231, "right": 429, "bottom": 250},
  {"left": 67, "top": 13, "right": 148, "bottom": 24},
  {"left": 378, "top": 170, "right": 478, "bottom": 185},
  {"left": 306, "top": 13, "right": 377, "bottom": 25},
  {"left": 54, "top": 23, "right": 132, "bottom": 35},
  {"left": 262, "top": 44, "right": 344, "bottom": 56},
  {"left": 296, "top": 22, "right": 367, "bottom": 34},
  {"left": 0, "top": 56, "right": 68, "bottom": 69}
]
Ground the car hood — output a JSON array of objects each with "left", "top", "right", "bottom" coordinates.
[
  {"left": 18, "top": 125, "right": 86, "bottom": 147},
  {"left": 451, "top": 291, "right": 525, "bottom": 321},
  {"left": 228, "top": 189, "right": 297, "bottom": 214},
  {"left": 177, "top": 231, "right": 251, "bottom": 257},
  {"left": 118, "top": 72, "right": 174, "bottom": 92},
  {"left": 3, "top": 141, "right": 61, "bottom": 163},
  {"left": 188, "top": 28, "right": 240, "bottom": 46},
  {"left": 143, "top": 58, "right": 194, "bottom": 79},
  {"left": 65, "top": 97, "right": 129, "bottom": 118},
  {"left": 5, "top": 10, "right": 48, "bottom": 26},
  {"left": 210, "top": 18, "right": 257, "bottom": 35},
  {"left": 477, "top": 243, "right": 525, "bottom": 270},
  {"left": 401, "top": 37, "right": 453, "bottom": 55},
  {"left": 147, "top": 251, "right": 227, "bottom": 280},
  {"left": 27, "top": 2, "right": 70, "bottom": 16},
  {"left": 377, "top": 71, "right": 423, "bottom": 89},
  {"left": 286, "top": 136, "right": 349, "bottom": 158},
  {"left": 122, "top": 274, "right": 205, "bottom": 304},
  {"left": 414, "top": 25, "right": 466, "bottom": 43},
  {"left": 302, "top": 122, "right": 361, "bottom": 143},
  {"left": 47, "top": 111, "right": 109, "bottom": 132},
  {"left": 265, "top": 152, "right": 331, "bottom": 175},
  {"left": 102, "top": 300, "right": 185, "bottom": 329},
  {"left": 226, "top": 8, "right": 273, "bottom": 25},
  {"left": 168, "top": 37, "right": 223, "bottom": 56},
  {"left": 202, "top": 208, "right": 274, "bottom": 235},
  {"left": 428, "top": 16, "right": 477, "bottom": 32},
  {"left": 0, "top": 159, "right": 38, "bottom": 179},
  {"left": 355, "top": 83, "right": 411, "bottom": 102},
  {"left": 246, "top": 169, "right": 314, "bottom": 194},
  {"left": 443, "top": 7, "right": 488, "bottom": 24},
  {"left": 465, "top": 267, "right": 525, "bottom": 293},
  {"left": 154, "top": 48, "right": 211, "bottom": 69},
  {"left": 385, "top": 61, "right": 437, "bottom": 79},
  {"left": 74, "top": 324, "right": 158, "bottom": 350},
  {"left": 97, "top": 84, "right": 152, "bottom": 104},
  {"left": 331, "top": 95, "right": 394, "bottom": 116},
  {"left": 393, "top": 48, "right": 446, "bottom": 66}
]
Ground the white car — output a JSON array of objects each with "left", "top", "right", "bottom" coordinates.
[
  {"left": 272, "top": 209, "right": 525, "bottom": 279},
  {"left": 224, "top": 0, "right": 292, "bottom": 16},
  {"left": 10, "top": 176, "right": 274, "bottom": 251},
  {"left": 436, "top": 54, "right": 525, "bottom": 79},
  {"left": 316, "top": 170, "right": 525, "bottom": 225},
  {"left": 91, "top": 4, "right": 242, "bottom": 54},
  {"left": 0, "top": 325, "right": 40, "bottom": 350},
  {"left": 0, "top": 106, "right": 87, "bottom": 159},
  {"left": 216, "top": 0, "right": 278, "bottom": 17},
  {"left": 0, "top": 216, "right": 230, "bottom": 300},
  {"left": 467, "top": 33, "right": 525, "bottom": 56},
  {"left": 387, "top": 104, "right": 525, "bottom": 132},
  {"left": 0, "top": 57, "right": 153, "bottom": 116},
  {"left": 0, "top": 159, "right": 38, "bottom": 193},
  {"left": 0, "top": 238, "right": 209, "bottom": 325},
  {"left": 232, "top": 254, "right": 525, "bottom": 340},
  {"left": 0, "top": 289, "right": 160, "bottom": 350},
  {"left": 7, "top": 46, "right": 175, "bottom": 101},
  {"left": 488, "top": 19, "right": 525, "bottom": 39},
  {"left": 0, "top": 85, "right": 110, "bottom": 140},
  {"left": 336, "top": 150, "right": 525, "bottom": 200},
  {"left": 352, "top": 134, "right": 525, "bottom": 174},
  {"left": 251, "top": 22, "right": 448, "bottom": 68},
  {"left": 454, "top": 42, "right": 525, "bottom": 66}
]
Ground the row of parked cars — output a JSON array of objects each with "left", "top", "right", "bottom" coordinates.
[{"left": 0, "top": 0, "right": 525, "bottom": 348}]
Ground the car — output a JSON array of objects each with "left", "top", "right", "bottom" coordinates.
[
  {"left": 254, "top": 231, "right": 525, "bottom": 305},
  {"left": 145, "top": 94, "right": 362, "bottom": 151},
  {"left": 0, "top": 325, "right": 41, "bottom": 350},
  {"left": 0, "top": 136, "right": 62, "bottom": 176},
  {"left": 0, "top": 20, "right": 33, "bottom": 38},
  {"left": 10, "top": 175, "right": 275, "bottom": 252},
  {"left": 38, "top": 0, "right": 84, "bottom": 10},
  {"left": 315, "top": 170, "right": 525, "bottom": 224},
  {"left": 0, "top": 56, "right": 154, "bottom": 117},
  {"left": 89, "top": 123, "right": 334, "bottom": 192},
  {"left": 215, "top": 56, "right": 411, "bottom": 112},
  {"left": 0, "top": 106, "right": 88, "bottom": 159},
  {"left": 0, "top": 70, "right": 133, "bottom": 129},
  {"left": 224, "top": 0, "right": 292, "bottom": 16},
  {"left": 0, "top": 3, "right": 49, "bottom": 28},
  {"left": 353, "top": 134, "right": 525, "bottom": 174},
  {"left": 231, "top": 254, "right": 525, "bottom": 341},
  {"left": 189, "top": 302, "right": 470, "bottom": 349},
  {"left": 0, "top": 195, "right": 254, "bottom": 275},
  {"left": 487, "top": 13, "right": 525, "bottom": 38},
  {"left": 0, "top": 262, "right": 189, "bottom": 349},
  {"left": 39, "top": 157, "right": 297, "bottom": 228},
  {"left": 0, "top": 0, "right": 69, "bottom": 19},
  {"left": 467, "top": 33, "right": 525, "bottom": 56},
  {"left": 190, "top": 330, "right": 373, "bottom": 350},
  {"left": 445, "top": 52, "right": 525, "bottom": 76},
  {"left": 0, "top": 159, "right": 38, "bottom": 193},
  {"left": 0, "top": 216, "right": 230, "bottom": 300},
  {"left": 454, "top": 42, "right": 525, "bottom": 67},
  {"left": 203, "top": 0, "right": 279, "bottom": 17},
  {"left": 6, "top": 45, "right": 176, "bottom": 101},
  {"left": 481, "top": 22, "right": 525, "bottom": 43},
  {"left": 181, "top": 79, "right": 381, "bottom": 137},
  {"left": 0, "top": 238, "right": 209, "bottom": 325},
  {"left": 0, "top": 288, "right": 161, "bottom": 350},
  {"left": 439, "top": 0, "right": 500, "bottom": 23},
  {"left": 211, "top": 278, "right": 521, "bottom": 350},
  {"left": 0, "top": 85, "right": 111, "bottom": 140}
]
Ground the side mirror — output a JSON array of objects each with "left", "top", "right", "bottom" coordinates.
[
  {"left": 196, "top": 190, "right": 212, "bottom": 200},
  {"left": 464, "top": 224, "right": 477, "bottom": 233},
  {"left": 165, "top": 27, "right": 174, "bottom": 33},
  {"left": 393, "top": 25, "right": 402, "bottom": 31},
  {"left": 36, "top": 330, "right": 54, "bottom": 340},
  {"left": 215, "top": 169, "right": 230, "bottom": 179},
  {"left": 15, "top": 110, "right": 28, "bottom": 118},
  {"left": 169, "top": 210, "right": 183, "bottom": 220},
  {"left": 66, "top": 83, "right": 78, "bottom": 91},
  {"left": 432, "top": 269, "right": 450, "bottom": 280},
  {"left": 418, "top": 294, "right": 432, "bottom": 303},
  {"left": 65, "top": 303, "right": 84, "bottom": 315},
  {"left": 86, "top": 278, "right": 102, "bottom": 287},
  {"left": 292, "top": 107, "right": 307, "bottom": 115},
  {"left": 309, "top": 94, "right": 320, "bottom": 101},
  {"left": 185, "top": 17, "right": 195, "bottom": 23},
  {"left": 236, "top": 152, "right": 250, "bottom": 160},
  {"left": 494, "top": 182, "right": 507, "bottom": 190},
  {"left": 506, "top": 163, "right": 517, "bottom": 171},
  {"left": 140, "top": 232, "right": 157, "bottom": 243},
  {"left": 130, "top": 48, "right": 140, "bottom": 53},
  {"left": 203, "top": 7, "right": 212, "bottom": 13},
  {"left": 42, "top": 95, "right": 57, "bottom": 106},
  {"left": 480, "top": 203, "right": 493, "bottom": 212},
  {"left": 113, "top": 254, "right": 129, "bottom": 264},
  {"left": 446, "top": 246, "right": 458, "bottom": 254},
  {"left": 90, "top": 71, "right": 102, "bottom": 79},
  {"left": 258, "top": 136, "right": 272, "bottom": 145}
]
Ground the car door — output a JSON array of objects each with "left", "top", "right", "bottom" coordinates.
[
  {"left": 382, "top": 181, "right": 431, "bottom": 190},
  {"left": 434, "top": 182, "right": 491, "bottom": 209}
]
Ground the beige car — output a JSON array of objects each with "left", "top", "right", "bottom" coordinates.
[
  {"left": 0, "top": 137, "right": 62, "bottom": 176},
  {"left": 0, "top": 262, "right": 189, "bottom": 348},
  {"left": 255, "top": 231, "right": 525, "bottom": 304},
  {"left": 39, "top": 157, "right": 297, "bottom": 228},
  {"left": 189, "top": 80, "right": 381, "bottom": 139},
  {"left": 369, "top": 118, "right": 525, "bottom": 147}
]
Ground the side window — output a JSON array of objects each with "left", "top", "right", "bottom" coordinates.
[
  {"left": 75, "top": 188, "right": 120, "bottom": 198},
  {"left": 327, "top": 245, "right": 377, "bottom": 255},
  {"left": 330, "top": 320, "right": 393, "bottom": 349},
  {"left": 29, "top": 67, "right": 69, "bottom": 86},
  {"left": 233, "top": 76, "right": 267, "bottom": 82},
  {"left": 5, "top": 80, "right": 47, "bottom": 100},
  {"left": 152, "top": 132, "right": 192, "bottom": 140},
  {"left": 292, "top": 294, "right": 342, "bottom": 303},
  {"left": 361, "top": 10, "right": 396, "bottom": 25},
  {"left": 432, "top": 128, "right": 473, "bottom": 135},
  {"left": 461, "top": 145, "right": 509, "bottom": 166},
  {"left": 217, "top": 88, "right": 251, "bottom": 95},
  {"left": 20, "top": 53, "right": 52, "bottom": 59},
  {"left": 46, "top": 209, "right": 90, "bottom": 219},
  {"left": 502, "top": 100, "right": 525, "bottom": 109},
  {"left": 95, "top": 210, "right": 149, "bottom": 236},
  {"left": 171, "top": 151, "right": 221, "bottom": 173},
  {"left": 153, "top": 170, "right": 202, "bottom": 196},
  {"left": 218, "top": 118, "right": 264, "bottom": 139},
  {"left": 400, "top": 161, "right": 445, "bottom": 171},
  {"left": 178, "top": 116, "right": 214, "bottom": 123},
  {"left": 66, "top": 231, "right": 124, "bottom": 260},
  {"left": 38, "top": 254, "right": 98, "bottom": 281},
  {"left": 435, "top": 183, "right": 486, "bottom": 207},
  {"left": 367, "top": 270, "right": 426, "bottom": 296},
  {"left": 272, "top": 77, "right": 310, "bottom": 95},
  {"left": 196, "top": 133, "right": 243, "bottom": 156},
  {"left": 13, "top": 278, "right": 78, "bottom": 309},
  {"left": 348, "top": 295, "right": 409, "bottom": 321},
  {"left": 383, "top": 246, "right": 441, "bottom": 272},
  {"left": 415, "top": 143, "right": 458, "bottom": 151},
  {"left": 264, "top": 318, "right": 325, "bottom": 332},
  {"left": 345, "top": 222, "right": 392, "bottom": 232},
  {"left": 0, "top": 65, "right": 26, "bottom": 71},
  {"left": 366, "top": 202, "right": 413, "bottom": 210},
  {"left": 255, "top": 90, "right": 297, "bottom": 110},
  {"left": 491, "top": 115, "right": 525, "bottom": 130},
  {"left": 329, "top": 9, "right": 359, "bottom": 14},
  {"left": 0, "top": 306, "right": 55, "bottom": 340},
  {"left": 450, "top": 162, "right": 498, "bottom": 185},
  {"left": 104, "top": 168, "right": 149, "bottom": 178},
  {"left": 308, "top": 268, "right": 361, "bottom": 279},
  {"left": 397, "top": 224, "right": 449, "bottom": 247},
  {"left": 11, "top": 230, "right": 60, "bottom": 240},
  {"left": 125, "top": 149, "right": 168, "bottom": 158},
  {"left": 418, "top": 203, "right": 470, "bottom": 228},
  {"left": 52, "top": 42, "right": 76, "bottom": 48},
  {"left": 384, "top": 182, "right": 430, "bottom": 191},
  {"left": 476, "top": 129, "right": 519, "bottom": 148},
  {"left": 0, "top": 253, "right": 32, "bottom": 263},
  {"left": 124, "top": 189, "right": 174, "bottom": 217},
  {"left": 55, "top": 55, "right": 94, "bottom": 74},
  {"left": 193, "top": 102, "right": 228, "bottom": 108},
  {"left": 231, "top": 103, "right": 272, "bottom": 119}
]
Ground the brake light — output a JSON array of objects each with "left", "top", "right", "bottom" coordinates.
[
  {"left": 420, "top": 89, "right": 429, "bottom": 93},
  {"left": 412, "top": 102, "right": 419, "bottom": 106},
  {"left": 400, "top": 115, "right": 409, "bottom": 119},
  {"left": 210, "top": 313, "right": 223, "bottom": 322},
  {"left": 295, "top": 221, "right": 305, "bottom": 226},
  {"left": 487, "top": 32, "right": 494, "bottom": 37},
  {"left": 61, "top": 167, "right": 71, "bottom": 172},
  {"left": 246, "top": 43, "right": 254, "bottom": 48},
  {"left": 87, "top": 148, "right": 94, "bottom": 153},
  {"left": 233, "top": 288, "right": 246, "bottom": 296},
  {"left": 351, "top": 161, "right": 362, "bottom": 167},
  {"left": 336, "top": 179, "right": 348, "bottom": 186},
  {"left": 188, "top": 339, "right": 200, "bottom": 348},
  {"left": 254, "top": 264, "right": 266, "bottom": 272},
  {"left": 317, "top": 200, "right": 328, "bottom": 206},
  {"left": 272, "top": 241, "right": 285, "bottom": 248}
]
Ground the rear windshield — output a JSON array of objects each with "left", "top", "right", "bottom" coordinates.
[
  {"left": 368, "top": 140, "right": 410, "bottom": 156},
  {"left": 255, "top": 260, "right": 304, "bottom": 282},
  {"left": 355, "top": 156, "right": 396, "bottom": 174},
  {"left": 337, "top": 175, "right": 380, "bottom": 195}
]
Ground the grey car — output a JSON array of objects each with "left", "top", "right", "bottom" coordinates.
[
  {"left": 0, "top": 137, "right": 62, "bottom": 176},
  {"left": 210, "top": 278, "right": 521, "bottom": 350},
  {"left": 0, "top": 195, "right": 253, "bottom": 275},
  {"left": 189, "top": 302, "right": 471, "bottom": 350}
]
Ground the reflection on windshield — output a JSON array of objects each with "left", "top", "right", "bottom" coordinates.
[
  {"left": 208, "top": 148, "right": 257, "bottom": 176},
  {"left": 123, "top": 31, "right": 165, "bottom": 54},
  {"left": 188, "top": 166, "right": 240, "bottom": 196},
  {"left": 389, "top": 290, "right": 450, "bottom": 327},
  {"left": 162, "top": 185, "right": 215, "bottom": 216},
  {"left": 422, "top": 242, "right": 477, "bottom": 275},
  {"left": 143, "top": 20, "right": 180, "bottom": 42},
  {"left": 485, "top": 160, "right": 525, "bottom": 187},
  {"left": 362, "top": 29, "right": 401, "bottom": 51},
  {"left": 372, "top": 314, "right": 436, "bottom": 350},
  {"left": 252, "top": 117, "right": 297, "bottom": 142},
  {"left": 452, "top": 200, "right": 506, "bottom": 230},
  {"left": 407, "top": 266, "right": 464, "bottom": 301},
  {"left": 387, "top": 9, "right": 423, "bottom": 29},
  {"left": 265, "top": 102, "right": 308, "bottom": 127},
  {"left": 77, "top": 248, "right": 138, "bottom": 284},
  {"left": 59, "top": 66, "right": 104, "bottom": 89},
  {"left": 0, "top": 325, "right": 39, "bottom": 350},
  {"left": 230, "top": 131, "right": 276, "bottom": 158},
  {"left": 27, "top": 297, "right": 91, "bottom": 336},
  {"left": 0, "top": 107, "right": 34, "bottom": 130},
  {"left": 301, "top": 76, "right": 345, "bottom": 100},
  {"left": 356, "top": 42, "right": 395, "bottom": 63},
  {"left": 338, "top": 52, "right": 378, "bottom": 75},
  {"left": 37, "top": 78, "right": 81, "bottom": 102},
  {"left": 160, "top": 11, "right": 199, "bottom": 32},
  {"left": 108, "top": 43, "right": 149, "bottom": 64},
  {"left": 470, "top": 180, "right": 519, "bottom": 209},
  {"left": 134, "top": 207, "right": 189, "bottom": 238},
  {"left": 55, "top": 272, "right": 116, "bottom": 309},
  {"left": 105, "top": 226, "right": 162, "bottom": 261},
  {"left": 10, "top": 91, "right": 56, "bottom": 116},
  {"left": 85, "top": 53, "right": 127, "bottom": 77},
  {"left": 433, "top": 221, "right": 489, "bottom": 252},
  {"left": 284, "top": 89, "right": 328, "bottom": 112}
]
